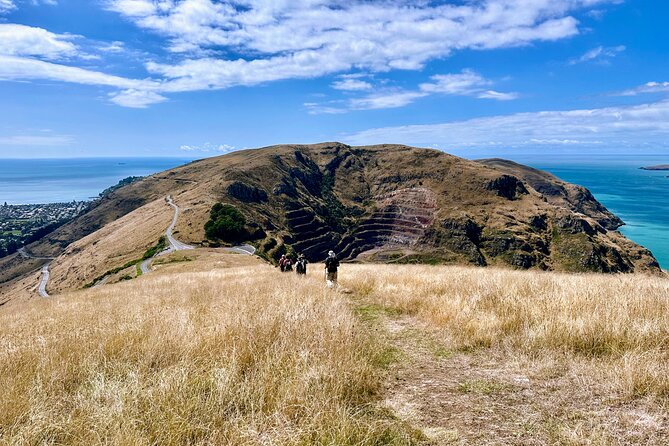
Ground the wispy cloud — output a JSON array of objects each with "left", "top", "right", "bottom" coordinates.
[
  {"left": 0, "top": 0, "right": 58, "bottom": 15},
  {"left": 0, "top": 55, "right": 167, "bottom": 108},
  {"left": 309, "top": 70, "right": 517, "bottom": 113},
  {"left": 0, "top": 0, "right": 15, "bottom": 14},
  {"left": 569, "top": 45, "right": 625, "bottom": 65},
  {"left": 331, "top": 79, "right": 372, "bottom": 91},
  {"left": 346, "top": 99, "right": 669, "bottom": 150},
  {"left": 179, "top": 143, "right": 236, "bottom": 153},
  {"left": 109, "top": 89, "right": 167, "bottom": 108},
  {"left": 0, "top": 133, "right": 74, "bottom": 146},
  {"left": 619, "top": 81, "right": 669, "bottom": 96},
  {"left": 477, "top": 90, "right": 519, "bottom": 101}
]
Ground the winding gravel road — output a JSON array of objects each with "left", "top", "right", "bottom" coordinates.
[
  {"left": 140, "top": 195, "right": 195, "bottom": 275},
  {"left": 38, "top": 263, "right": 51, "bottom": 298},
  {"left": 35, "top": 195, "right": 256, "bottom": 294},
  {"left": 224, "top": 244, "right": 256, "bottom": 255},
  {"left": 18, "top": 248, "right": 55, "bottom": 298}
]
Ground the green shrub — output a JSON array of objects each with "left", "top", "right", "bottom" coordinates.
[
  {"left": 204, "top": 203, "right": 247, "bottom": 241},
  {"left": 143, "top": 236, "right": 167, "bottom": 260}
]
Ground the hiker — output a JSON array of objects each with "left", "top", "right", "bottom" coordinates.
[
  {"left": 279, "top": 254, "right": 287, "bottom": 272},
  {"left": 296, "top": 254, "right": 308, "bottom": 275},
  {"left": 324, "top": 250, "right": 339, "bottom": 288},
  {"left": 284, "top": 256, "right": 293, "bottom": 272}
]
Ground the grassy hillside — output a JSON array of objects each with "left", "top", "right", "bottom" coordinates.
[
  {"left": 1, "top": 253, "right": 668, "bottom": 444},
  {"left": 0, "top": 255, "right": 419, "bottom": 445},
  {"left": 0, "top": 143, "right": 660, "bottom": 301}
]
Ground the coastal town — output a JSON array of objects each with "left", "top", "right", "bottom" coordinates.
[
  {"left": 0, "top": 176, "right": 142, "bottom": 258},
  {"left": 0, "top": 201, "right": 89, "bottom": 257}
]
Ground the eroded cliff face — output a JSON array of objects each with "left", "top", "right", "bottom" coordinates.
[{"left": 0, "top": 143, "right": 660, "bottom": 293}]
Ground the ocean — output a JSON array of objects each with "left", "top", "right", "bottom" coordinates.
[
  {"left": 0, "top": 154, "right": 667, "bottom": 268},
  {"left": 0, "top": 158, "right": 193, "bottom": 205}
]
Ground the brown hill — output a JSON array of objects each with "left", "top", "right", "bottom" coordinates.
[{"left": 0, "top": 143, "right": 660, "bottom": 297}]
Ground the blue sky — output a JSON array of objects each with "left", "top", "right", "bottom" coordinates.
[{"left": 1, "top": 0, "right": 669, "bottom": 158}]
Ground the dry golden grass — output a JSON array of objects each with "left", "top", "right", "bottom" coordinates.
[
  {"left": 3, "top": 258, "right": 669, "bottom": 444},
  {"left": 0, "top": 262, "right": 419, "bottom": 445},
  {"left": 345, "top": 264, "right": 669, "bottom": 400},
  {"left": 48, "top": 198, "right": 175, "bottom": 293}
]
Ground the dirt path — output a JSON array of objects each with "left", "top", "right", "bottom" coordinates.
[{"left": 373, "top": 312, "right": 668, "bottom": 445}]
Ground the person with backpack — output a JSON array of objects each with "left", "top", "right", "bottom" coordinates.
[
  {"left": 324, "top": 250, "right": 339, "bottom": 288},
  {"left": 296, "top": 254, "right": 308, "bottom": 275},
  {"left": 284, "top": 256, "right": 293, "bottom": 272},
  {"left": 279, "top": 254, "right": 287, "bottom": 272}
]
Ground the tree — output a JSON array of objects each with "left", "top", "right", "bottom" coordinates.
[{"left": 204, "top": 203, "right": 247, "bottom": 241}]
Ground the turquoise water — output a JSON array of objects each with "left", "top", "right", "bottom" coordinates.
[
  {"left": 499, "top": 154, "right": 669, "bottom": 269},
  {"left": 0, "top": 158, "right": 192, "bottom": 205}
]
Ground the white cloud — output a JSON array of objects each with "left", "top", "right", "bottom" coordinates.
[
  {"left": 309, "top": 70, "right": 517, "bottom": 113},
  {"left": 0, "top": 134, "right": 73, "bottom": 146},
  {"left": 97, "top": 40, "right": 125, "bottom": 53},
  {"left": 331, "top": 79, "right": 372, "bottom": 91},
  {"left": 0, "top": 0, "right": 619, "bottom": 108},
  {"left": 346, "top": 99, "right": 669, "bottom": 150},
  {"left": 109, "top": 89, "right": 167, "bottom": 108},
  {"left": 477, "top": 90, "right": 519, "bottom": 100},
  {"left": 569, "top": 45, "right": 625, "bottom": 65},
  {"left": 619, "top": 81, "right": 669, "bottom": 96},
  {"left": 0, "top": 24, "right": 78, "bottom": 60},
  {"left": 0, "top": 0, "right": 58, "bottom": 15},
  {"left": 0, "top": 0, "right": 15, "bottom": 14},
  {"left": 304, "top": 101, "right": 348, "bottom": 115},
  {"left": 107, "top": 0, "right": 615, "bottom": 95},
  {"left": 349, "top": 91, "right": 428, "bottom": 110},
  {"left": 179, "top": 143, "right": 236, "bottom": 153},
  {"left": 0, "top": 55, "right": 167, "bottom": 108},
  {"left": 419, "top": 71, "right": 491, "bottom": 95},
  {"left": 0, "top": 55, "right": 155, "bottom": 89}
]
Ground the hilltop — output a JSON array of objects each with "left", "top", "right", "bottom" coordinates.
[{"left": 0, "top": 143, "right": 661, "bottom": 299}]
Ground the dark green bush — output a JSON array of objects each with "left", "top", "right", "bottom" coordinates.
[{"left": 205, "top": 203, "right": 247, "bottom": 241}]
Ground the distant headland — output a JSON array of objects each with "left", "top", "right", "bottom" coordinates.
[{"left": 640, "top": 164, "right": 669, "bottom": 171}]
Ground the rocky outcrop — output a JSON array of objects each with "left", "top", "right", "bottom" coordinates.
[
  {"left": 485, "top": 175, "right": 529, "bottom": 200},
  {"left": 226, "top": 181, "right": 268, "bottom": 203}
]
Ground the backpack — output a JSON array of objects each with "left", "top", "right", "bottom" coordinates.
[
  {"left": 325, "top": 257, "right": 339, "bottom": 272},
  {"left": 296, "top": 259, "right": 306, "bottom": 274}
]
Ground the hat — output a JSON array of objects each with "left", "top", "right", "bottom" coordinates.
[{"left": 328, "top": 250, "right": 335, "bottom": 256}]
